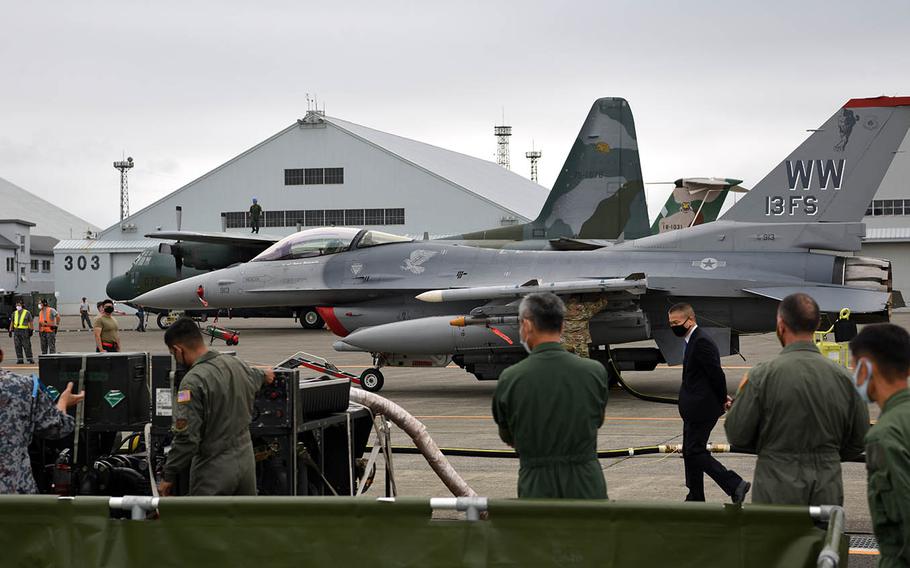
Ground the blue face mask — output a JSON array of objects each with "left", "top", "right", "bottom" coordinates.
[{"left": 852, "top": 358, "right": 873, "bottom": 404}]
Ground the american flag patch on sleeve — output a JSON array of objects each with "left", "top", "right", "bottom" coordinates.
[{"left": 177, "top": 390, "right": 192, "bottom": 403}]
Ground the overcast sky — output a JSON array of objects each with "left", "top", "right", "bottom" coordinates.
[{"left": 2, "top": 0, "right": 908, "bottom": 230}]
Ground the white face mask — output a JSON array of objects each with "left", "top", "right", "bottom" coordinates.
[
  {"left": 37, "top": 304, "right": 43, "bottom": 309},
  {"left": 15, "top": 306, "right": 22, "bottom": 311},
  {"left": 519, "top": 320, "right": 532, "bottom": 354}
]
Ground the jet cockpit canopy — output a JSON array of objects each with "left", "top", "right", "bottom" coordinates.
[{"left": 252, "top": 227, "right": 412, "bottom": 262}]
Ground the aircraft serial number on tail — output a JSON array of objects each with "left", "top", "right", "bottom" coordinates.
[{"left": 765, "top": 195, "right": 818, "bottom": 216}]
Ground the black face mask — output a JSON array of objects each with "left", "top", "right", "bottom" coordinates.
[
  {"left": 104, "top": 306, "right": 114, "bottom": 314},
  {"left": 670, "top": 317, "right": 690, "bottom": 338},
  {"left": 671, "top": 325, "right": 689, "bottom": 337}
]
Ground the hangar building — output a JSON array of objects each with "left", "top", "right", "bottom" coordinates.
[
  {"left": 861, "top": 126, "right": 910, "bottom": 302},
  {"left": 102, "top": 110, "right": 546, "bottom": 240},
  {"left": 53, "top": 110, "right": 548, "bottom": 312},
  {"left": 0, "top": 177, "right": 97, "bottom": 302}
]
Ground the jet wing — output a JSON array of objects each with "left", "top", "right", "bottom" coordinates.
[
  {"left": 145, "top": 231, "right": 281, "bottom": 247},
  {"left": 743, "top": 285, "right": 891, "bottom": 314},
  {"left": 416, "top": 274, "right": 647, "bottom": 303}
]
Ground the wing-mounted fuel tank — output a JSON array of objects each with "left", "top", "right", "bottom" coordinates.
[{"left": 588, "top": 304, "right": 651, "bottom": 345}]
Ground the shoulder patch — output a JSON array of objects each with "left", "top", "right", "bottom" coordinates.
[{"left": 177, "top": 390, "right": 192, "bottom": 403}]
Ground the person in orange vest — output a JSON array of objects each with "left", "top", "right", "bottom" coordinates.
[{"left": 36, "top": 298, "right": 60, "bottom": 355}]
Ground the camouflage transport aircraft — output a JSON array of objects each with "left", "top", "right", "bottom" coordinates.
[{"left": 133, "top": 96, "right": 909, "bottom": 391}]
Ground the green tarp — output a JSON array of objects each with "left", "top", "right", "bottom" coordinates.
[{"left": 0, "top": 496, "right": 846, "bottom": 567}]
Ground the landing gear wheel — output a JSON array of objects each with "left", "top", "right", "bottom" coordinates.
[
  {"left": 300, "top": 309, "right": 324, "bottom": 330},
  {"left": 156, "top": 313, "right": 171, "bottom": 330},
  {"left": 359, "top": 368, "right": 384, "bottom": 393}
]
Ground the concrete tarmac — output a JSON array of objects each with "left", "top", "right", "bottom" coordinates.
[{"left": 3, "top": 312, "right": 896, "bottom": 567}]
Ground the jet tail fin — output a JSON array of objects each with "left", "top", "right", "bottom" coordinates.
[
  {"left": 532, "top": 97, "right": 650, "bottom": 240},
  {"left": 722, "top": 97, "right": 910, "bottom": 224},
  {"left": 455, "top": 97, "right": 649, "bottom": 241},
  {"left": 649, "top": 178, "right": 744, "bottom": 235}
]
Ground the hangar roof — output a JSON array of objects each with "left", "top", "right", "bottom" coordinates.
[
  {"left": 55, "top": 239, "right": 159, "bottom": 252},
  {"left": 325, "top": 116, "right": 547, "bottom": 220},
  {"left": 0, "top": 177, "right": 100, "bottom": 240},
  {"left": 29, "top": 236, "right": 59, "bottom": 255},
  {"left": 102, "top": 113, "right": 548, "bottom": 237}
]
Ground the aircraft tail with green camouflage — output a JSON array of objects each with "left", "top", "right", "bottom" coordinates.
[
  {"left": 649, "top": 178, "right": 746, "bottom": 234},
  {"left": 454, "top": 97, "right": 650, "bottom": 242}
]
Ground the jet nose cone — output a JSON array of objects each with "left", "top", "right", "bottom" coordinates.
[
  {"left": 106, "top": 274, "right": 134, "bottom": 302},
  {"left": 332, "top": 340, "right": 362, "bottom": 352},
  {"left": 132, "top": 273, "right": 208, "bottom": 309}
]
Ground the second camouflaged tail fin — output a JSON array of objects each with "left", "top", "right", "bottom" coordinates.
[
  {"left": 649, "top": 179, "right": 744, "bottom": 235},
  {"left": 722, "top": 97, "right": 910, "bottom": 224}
]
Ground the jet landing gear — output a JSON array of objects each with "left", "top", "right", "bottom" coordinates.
[
  {"left": 299, "top": 308, "right": 324, "bottom": 330},
  {"left": 359, "top": 368, "right": 385, "bottom": 393}
]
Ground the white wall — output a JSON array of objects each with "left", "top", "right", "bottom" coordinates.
[
  {"left": 102, "top": 122, "right": 526, "bottom": 240},
  {"left": 28, "top": 252, "right": 54, "bottom": 294},
  {"left": 0, "top": 223, "right": 31, "bottom": 291},
  {"left": 0, "top": 249, "right": 16, "bottom": 292},
  {"left": 861, "top": 242, "right": 910, "bottom": 300}
]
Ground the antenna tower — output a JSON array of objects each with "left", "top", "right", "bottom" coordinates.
[
  {"left": 525, "top": 148, "right": 542, "bottom": 183},
  {"left": 113, "top": 156, "right": 134, "bottom": 221},
  {"left": 494, "top": 122, "right": 512, "bottom": 170}
]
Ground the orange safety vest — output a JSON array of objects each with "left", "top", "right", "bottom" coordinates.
[{"left": 38, "top": 307, "right": 57, "bottom": 332}]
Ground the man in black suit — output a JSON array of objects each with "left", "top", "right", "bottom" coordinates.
[{"left": 669, "top": 303, "right": 750, "bottom": 503}]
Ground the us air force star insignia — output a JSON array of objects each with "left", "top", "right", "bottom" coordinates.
[
  {"left": 693, "top": 257, "right": 726, "bottom": 271},
  {"left": 350, "top": 261, "right": 363, "bottom": 276},
  {"left": 401, "top": 250, "right": 438, "bottom": 274}
]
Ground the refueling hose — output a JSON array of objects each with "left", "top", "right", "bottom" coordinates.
[
  {"left": 607, "top": 356, "right": 679, "bottom": 405},
  {"left": 350, "top": 389, "right": 478, "bottom": 498},
  {"left": 373, "top": 443, "right": 865, "bottom": 463}
]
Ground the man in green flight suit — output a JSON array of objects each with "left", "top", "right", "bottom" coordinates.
[
  {"left": 492, "top": 292, "right": 609, "bottom": 499},
  {"left": 249, "top": 198, "right": 262, "bottom": 234},
  {"left": 725, "top": 293, "right": 868, "bottom": 505},
  {"left": 158, "top": 318, "right": 274, "bottom": 496},
  {"left": 849, "top": 324, "right": 910, "bottom": 567}
]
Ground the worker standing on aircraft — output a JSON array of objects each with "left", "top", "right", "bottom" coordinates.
[
  {"left": 492, "top": 293, "right": 609, "bottom": 499},
  {"left": 249, "top": 198, "right": 262, "bottom": 234},
  {"left": 725, "top": 293, "right": 868, "bottom": 505},
  {"left": 668, "top": 303, "right": 750, "bottom": 503},
  {"left": 158, "top": 318, "right": 274, "bottom": 496},
  {"left": 849, "top": 324, "right": 910, "bottom": 568}
]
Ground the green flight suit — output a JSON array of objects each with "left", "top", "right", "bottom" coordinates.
[
  {"left": 163, "top": 351, "right": 266, "bottom": 495},
  {"left": 865, "top": 389, "right": 910, "bottom": 567},
  {"left": 725, "top": 341, "right": 868, "bottom": 505},
  {"left": 492, "top": 342, "right": 609, "bottom": 499}
]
